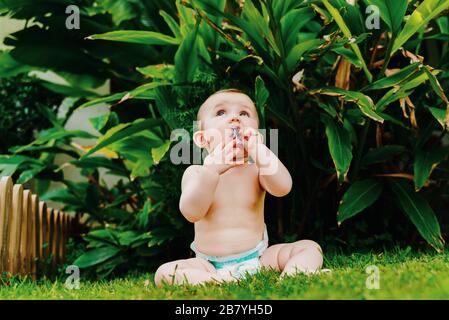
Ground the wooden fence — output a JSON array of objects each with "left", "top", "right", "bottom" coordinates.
[{"left": 0, "top": 176, "right": 76, "bottom": 279}]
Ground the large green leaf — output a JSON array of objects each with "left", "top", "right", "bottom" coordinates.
[
  {"left": 176, "top": 0, "right": 197, "bottom": 36},
  {"left": 365, "top": 0, "right": 407, "bottom": 34},
  {"left": 361, "top": 62, "right": 421, "bottom": 92},
  {"left": 12, "top": 128, "right": 97, "bottom": 154},
  {"left": 321, "top": 114, "right": 353, "bottom": 182},
  {"left": 0, "top": 155, "right": 42, "bottom": 177},
  {"left": 273, "top": 0, "right": 299, "bottom": 19},
  {"left": 123, "top": 81, "right": 166, "bottom": 100},
  {"left": 73, "top": 246, "right": 121, "bottom": 268},
  {"left": 423, "top": 66, "right": 449, "bottom": 105},
  {"left": 40, "top": 187, "right": 85, "bottom": 207},
  {"left": 87, "top": 30, "right": 180, "bottom": 45},
  {"left": 389, "top": 179, "right": 444, "bottom": 252},
  {"left": 136, "top": 64, "right": 175, "bottom": 81},
  {"left": 375, "top": 68, "right": 441, "bottom": 111},
  {"left": 255, "top": 76, "right": 269, "bottom": 128},
  {"left": 361, "top": 145, "right": 406, "bottom": 167},
  {"left": 392, "top": 0, "right": 449, "bottom": 54},
  {"left": 80, "top": 119, "right": 163, "bottom": 159},
  {"left": 332, "top": 46, "right": 363, "bottom": 68},
  {"left": 95, "top": 0, "right": 138, "bottom": 25},
  {"left": 76, "top": 92, "right": 128, "bottom": 111},
  {"left": 338, "top": 179, "right": 383, "bottom": 223},
  {"left": 414, "top": 148, "right": 448, "bottom": 191},
  {"left": 39, "top": 81, "right": 99, "bottom": 98},
  {"left": 76, "top": 82, "right": 165, "bottom": 111},
  {"left": 16, "top": 166, "right": 46, "bottom": 184},
  {"left": 423, "top": 66, "right": 449, "bottom": 127},
  {"left": 240, "top": 0, "right": 281, "bottom": 58},
  {"left": 174, "top": 22, "right": 200, "bottom": 83},
  {"left": 280, "top": 8, "right": 315, "bottom": 52},
  {"left": 159, "top": 10, "right": 181, "bottom": 39},
  {"left": 151, "top": 140, "right": 171, "bottom": 165},
  {"left": 195, "top": 0, "right": 279, "bottom": 61},
  {"left": 427, "top": 106, "right": 447, "bottom": 129},
  {"left": 69, "top": 157, "right": 128, "bottom": 177},
  {"left": 5, "top": 26, "right": 109, "bottom": 77},
  {"left": 322, "top": 0, "right": 373, "bottom": 82},
  {"left": 312, "top": 87, "right": 384, "bottom": 123},
  {"left": 0, "top": 51, "right": 35, "bottom": 78},
  {"left": 285, "top": 39, "right": 323, "bottom": 72}
]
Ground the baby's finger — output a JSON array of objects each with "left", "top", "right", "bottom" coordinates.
[
  {"left": 209, "top": 141, "right": 225, "bottom": 158},
  {"left": 228, "top": 146, "right": 244, "bottom": 163},
  {"left": 219, "top": 140, "right": 234, "bottom": 163},
  {"left": 223, "top": 139, "right": 237, "bottom": 154}
]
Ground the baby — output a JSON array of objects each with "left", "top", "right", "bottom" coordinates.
[{"left": 155, "top": 89, "right": 323, "bottom": 286}]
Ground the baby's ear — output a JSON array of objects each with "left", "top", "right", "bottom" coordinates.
[{"left": 193, "top": 131, "right": 208, "bottom": 148}]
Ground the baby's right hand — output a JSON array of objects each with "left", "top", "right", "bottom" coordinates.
[{"left": 203, "top": 139, "right": 245, "bottom": 175}]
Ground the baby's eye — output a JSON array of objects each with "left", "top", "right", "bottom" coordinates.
[
  {"left": 216, "top": 109, "right": 225, "bottom": 116},
  {"left": 240, "top": 111, "right": 250, "bottom": 117}
]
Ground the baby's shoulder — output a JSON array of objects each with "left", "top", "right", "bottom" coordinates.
[
  {"left": 180, "top": 165, "right": 202, "bottom": 187},
  {"left": 184, "top": 164, "right": 202, "bottom": 172}
]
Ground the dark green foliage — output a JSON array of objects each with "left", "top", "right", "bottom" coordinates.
[
  {"left": 0, "top": 75, "right": 63, "bottom": 154},
  {"left": 1, "top": 0, "right": 449, "bottom": 278}
]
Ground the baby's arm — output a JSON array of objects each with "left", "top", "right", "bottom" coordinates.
[
  {"left": 245, "top": 129, "right": 292, "bottom": 197},
  {"left": 179, "top": 165, "right": 220, "bottom": 222}
]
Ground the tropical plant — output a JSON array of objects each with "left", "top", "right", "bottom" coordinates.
[{"left": 1, "top": 0, "right": 449, "bottom": 277}]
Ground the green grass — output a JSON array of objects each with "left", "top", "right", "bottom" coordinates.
[{"left": 1, "top": 248, "right": 449, "bottom": 299}]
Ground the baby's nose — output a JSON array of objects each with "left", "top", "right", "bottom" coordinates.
[{"left": 229, "top": 114, "right": 241, "bottom": 122}]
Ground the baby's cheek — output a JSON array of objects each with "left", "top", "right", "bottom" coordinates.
[{"left": 205, "top": 128, "right": 224, "bottom": 144}]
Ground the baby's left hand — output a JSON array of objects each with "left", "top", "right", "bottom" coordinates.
[{"left": 242, "top": 127, "right": 263, "bottom": 153}]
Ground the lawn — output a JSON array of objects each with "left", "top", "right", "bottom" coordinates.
[{"left": 1, "top": 248, "right": 449, "bottom": 300}]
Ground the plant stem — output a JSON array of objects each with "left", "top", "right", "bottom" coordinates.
[
  {"left": 378, "top": 33, "right": 397, "bottom": 80},
  {"left": 415, "top": 25, "right": 426, "bottom": 56},
  {"left": 351, "top": 119, "right": 371, "bottom": 181}
]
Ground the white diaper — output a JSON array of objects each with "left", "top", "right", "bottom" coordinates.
[{"left": 190, "top": 226, "right": 269, "bottom": 279}]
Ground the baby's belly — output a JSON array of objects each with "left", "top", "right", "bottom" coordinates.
[{"left": 194, "top": 211, "right": 265, "bottom": 256}]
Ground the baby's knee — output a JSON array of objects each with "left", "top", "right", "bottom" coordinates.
[
  {"left": 297, "top": 239, "right": 323, "bottom": 255},
  {"left": 154, "top": 261, "right": 182, "bottom": 287}
]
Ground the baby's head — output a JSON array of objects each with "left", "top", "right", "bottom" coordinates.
[{"left": 193, "top": 89, "right": 259, "bottom": 152}]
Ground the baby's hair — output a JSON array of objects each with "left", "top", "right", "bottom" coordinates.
[
  {"left": 212, "top": 88, "right": 245, "bottom": 95},
  {"left": 196, "top": 88, "right": 252, "bottom": 130}
]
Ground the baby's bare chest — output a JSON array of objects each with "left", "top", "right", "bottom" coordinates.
[{"left": 212, "top": 165, "right": 264, "bottom": 207}]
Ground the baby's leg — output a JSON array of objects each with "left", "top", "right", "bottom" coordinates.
[
  {"left": 260, "top": 240, "right": 323, "bottom": 276},
  {"left": 154, "top": 258, "right": 222, "bottom": 286}
]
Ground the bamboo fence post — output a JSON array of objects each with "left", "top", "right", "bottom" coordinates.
[
  {"left": 62, "top": 213, "right": 69, "bottom": 262},
  {"left": 46, "top": 208, "right": 54, "bottom": 270},
  {"left": 0, "top": 176, "right": 13, "bottom": 273},
  {"left": 68, "top": 216, "right": 73, "bottom": 237},
  {"left": 38, "top": 201, "right": 48, "bottom": 264},
  {"left": 30, "top": 195, "right": 40, "bottom": 280},
  {"left": 20, "top": 190, "right": 33, "bottom": 276},
  {"left": 51, "top": 210, "right": 60, "bottom": 272},
  {"left": 8, "top": 184, "right": 23, "bottom": 275},
  {"left": 58, "top": 212, "right": 66, "bottom": 264},
  {"left": 8, "top": 184, "right": 22, "bottom": 275}
]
